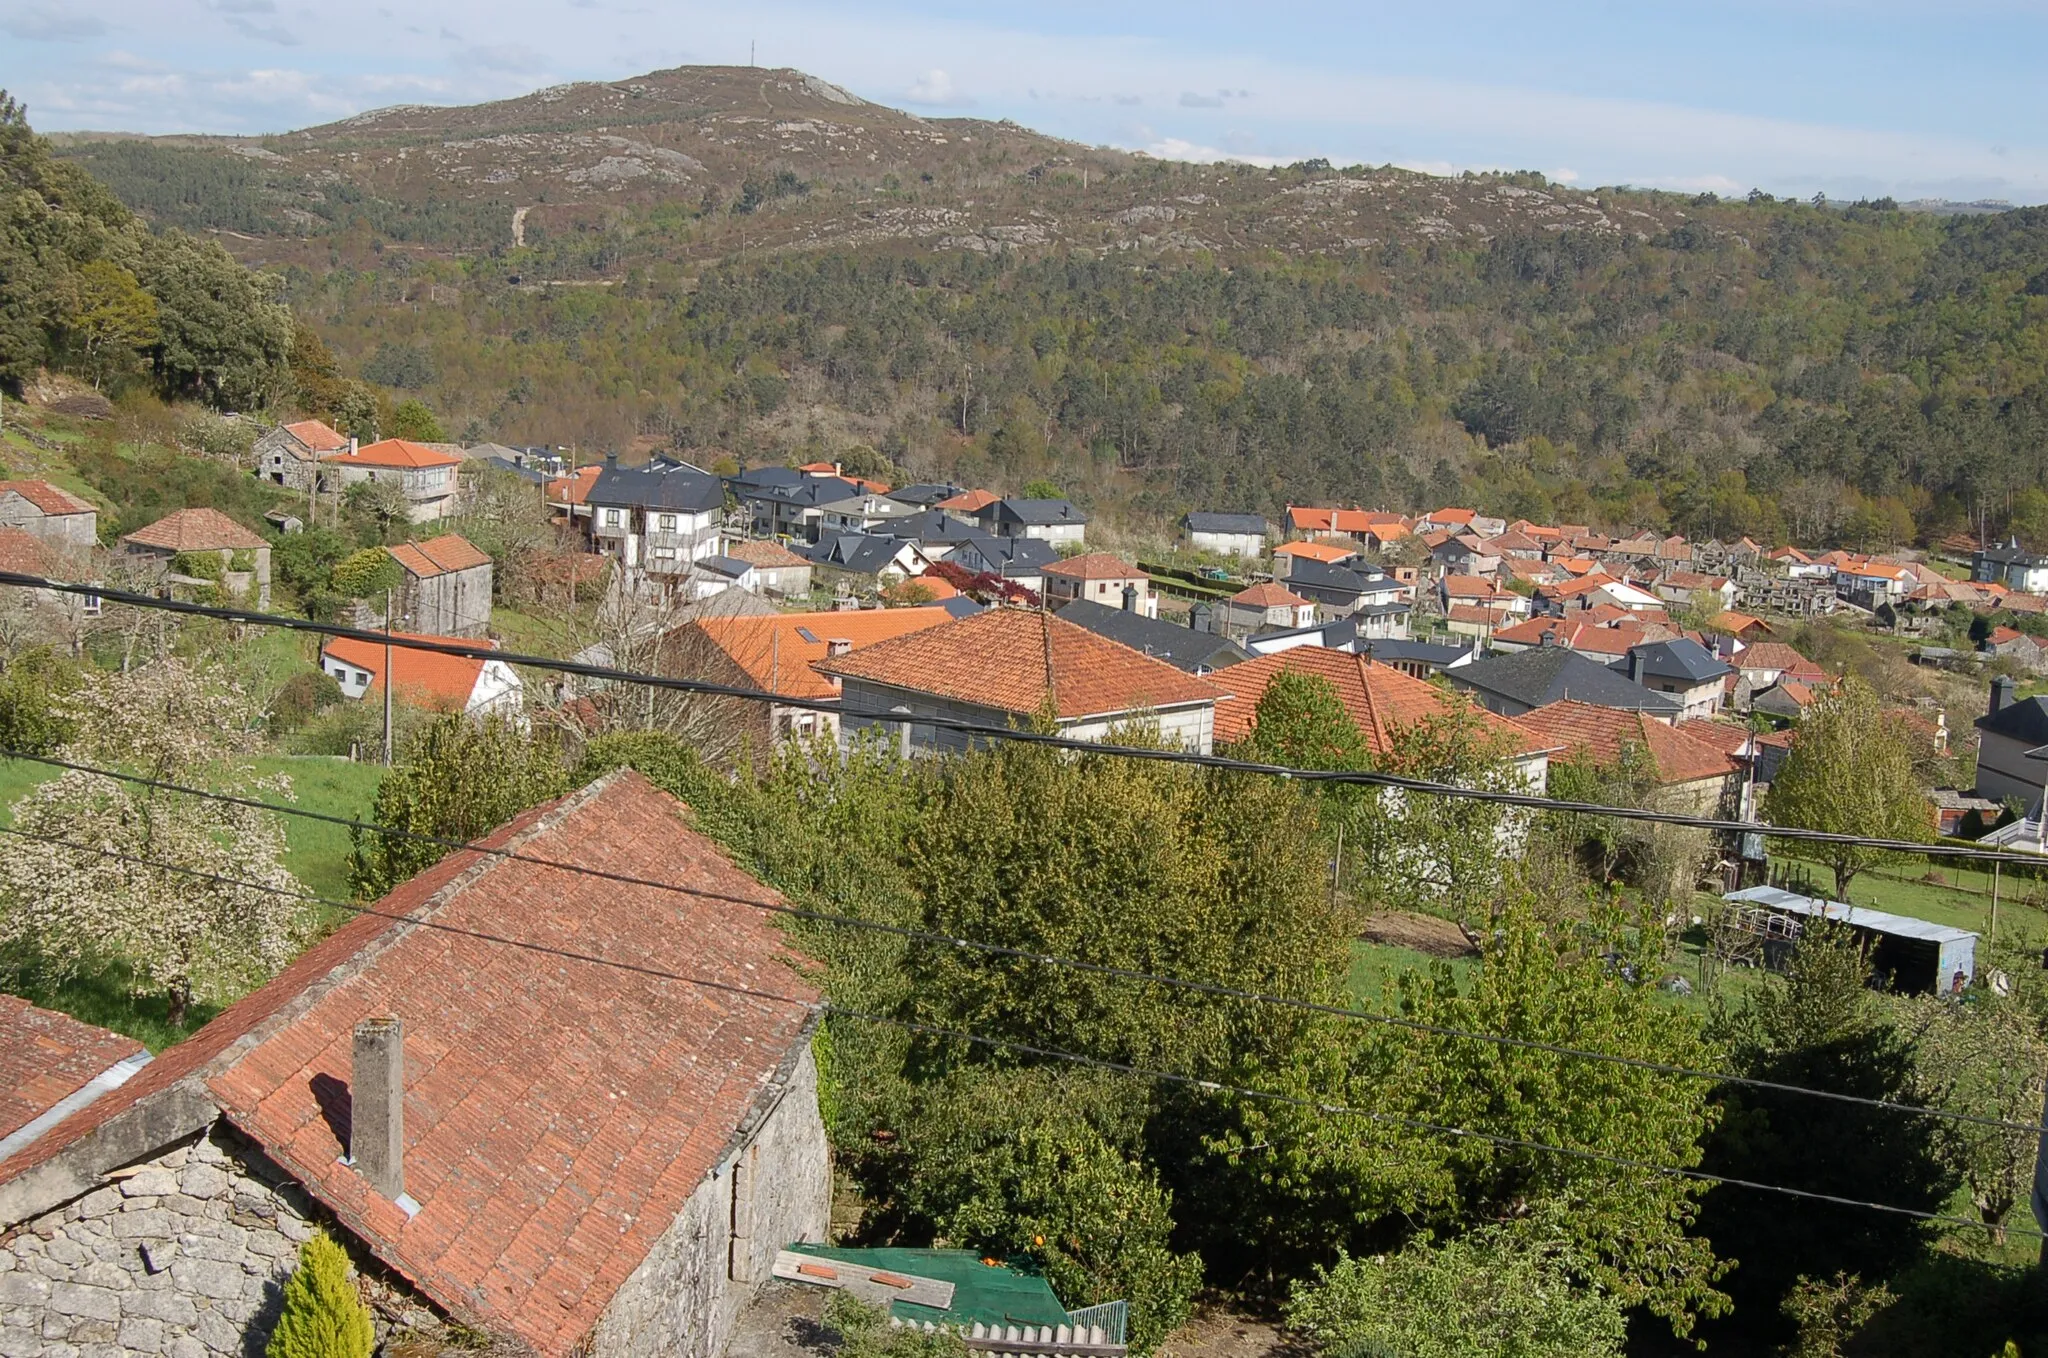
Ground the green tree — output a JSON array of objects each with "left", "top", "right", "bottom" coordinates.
[
  {"left": 387, "top": 398, "right": 446, "bottom": 442},
  {"left": 348, "top": 714, "right": 569, "bottom": 899},
  {"left": 267, "top": 1231, "right": 373, "bottom": 1358},
  {"left": 1021, "top": 477, "right": 1063, "bottom": 500},
  {"left": 1234, "top": 670, "right": 1369, "bottom": 773},
  {"left": 0, "top": 646, "right": 79, "bottom": 756},
  {"left": 1899, "top": 987, "right": 2048, "bottom": 1242},
  {"left": 1286, "top": 1212, "right": 1628, "bottom": 1358},
  {"left": 68, "top": 259, "right": 158, "bottom": 391},
  {"left": 329, "top": 546, "right": 400, "bottom": 600},
  {"left": 134, "top": 229, "right": 292, "bottom": 408},
  {"left": 1761, "top": 678, "right": 1933, "bottom": 899}
]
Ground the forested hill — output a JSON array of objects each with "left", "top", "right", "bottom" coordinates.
[{"left": 39, "top": 68, "right": 2048, "bottom": 550}]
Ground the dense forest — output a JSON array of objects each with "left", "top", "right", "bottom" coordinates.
[{"left": 19, "top": 79, "right": 2048, "bottom": 551}]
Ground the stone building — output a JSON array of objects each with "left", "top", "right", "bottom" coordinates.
[
  {"left": 253, "top": 420, "right": 351, "bottom": 492},
  {"left": 120, "top": 509, "right": 272, "bottom": 609},
  {"left": 0, "top": 480, "right": 96, "bottom": 553},
  {"left": 384, "top": 534, "right": 494, "bottom": 637},
  {"left": 0, "top": 772, "right": 831, "bottom": 1358}
]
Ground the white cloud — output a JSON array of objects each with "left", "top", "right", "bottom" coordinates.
[
  {"left": 904, "top": 68, "right": 972, "bottom": 108},
  {"left": 460, "top": 42, "right": 547, "bottom": 73},
  {"left": 1550, "top": 167, "right": 1579, "bottom": 184},
  {"left": 1141, "top": 137, "right": 1292, "bottom": 168}
]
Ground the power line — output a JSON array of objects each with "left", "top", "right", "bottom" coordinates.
[
  {"left": 11, "top": 745, "right": 2048, "bottom": 1140},
  {"left": 0, "top": 817, "right": 2029, "bottom": 1242},
  {"left": 7, "top": 568, "right": 2042, "bottom": 866}
]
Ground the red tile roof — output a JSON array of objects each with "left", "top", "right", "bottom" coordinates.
[
  {"left": 690, "top": 606, "right": 956, "bottom": 700},
  {"left": 122, "top": 507, "right": 269, "bottom": 552},
  {"left": 724, "top": 539, "right": 812, "bottom": 569},
  {"left": 322, "top": 633, "right": 491, "bottom": 709},
  {"left": 1491, "top": 618, "right": 1657, "bottom": 656},
  {"left": 934, "top": 488, "right": 1000, "bottom": 514},
  {"left": 0, "top": 479, "right": 94, "bottom": 516},
  {"left": 1043, "top": 552, "right": 1148, "bottom": 582},
  {"left": 1273, "top": 541, "right": 1357, "bottom": 563},
  {"left": 544, "top": 465, "right": 602, "bottom": 506},
  {"left": 1440, "top": 574, "right": 1513, "bottom": 601},
  {"left": 1229, "top": 582, "right": 1311, "bottom": 609},
  {"left": 325, "top": 439, "right": 463, "bottom": 469},
  {"left": 282, "top": 419, "right": 350, "bottom": 452},
  {"left": 1209, "top": 647, "right": 1549, "bottom": 756},
  {"left": 1286, "top": 506, "right": 1399, "bottom": 534},
  {"left": 0, "top": 525, "right": 55, "bottom": 575},
  {"left": 1428, "top": 507, "right": 1478, "bottom": 525},
  {"left": 1677, "top": 719, "right": 1758, "bottom": 760},
  {"left": 386, "top": 534, "right": 492, "bottom": 579},
  {"left": 0, "top": 996, "right": 145, "bottom": 1147},
  {"left": 1445, "top": 604, "right": 1516, "bottom": 625},
  {"left": 196, "top": 772, "right": 821, "bottom": 1356},
  {"left": 1521, "top": 701, "right": 1738, "bottom": 785},
  {"left": 814, "top": 607, "right": 1220, "bottom": 720},
  {"left": 1734, "top": 643, "right": 1828, "bottom": 682}
]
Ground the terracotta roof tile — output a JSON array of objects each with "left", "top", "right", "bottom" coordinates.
[
  {"left": 1043, "top": 552, "right": 1147, "bottom": 581},
  {"left": 197, "top": 772, "right": 820, "bottom": 1356},
  {"left": 724, "top": 539, "right": 811, "bottom": 569},
  {"left": 1273, "top": 541, "right": 1357, "bottom": 563},
  {"left": 122, "top": 507, "right": 268, "bottom": 552},
  {"left": 544, "top": 466, "right": 602, "bottom": 506},
  {"left": 322, "top": 633, "right": 490, "bottom": 709},
  {"left": 325, "top": 439, "right": 463, "bottom": 469},
  {"left": 1521, "top": 700, "right": 1738, "bottom": 785},
  {"left": 0, "top": 480, "right": 94, "bottom": 516},
  {"left": 1677, "top": 718, "right": 1757, "bottom": 759},
  {"left": 282, "top": 419, "right": 350, "bottom": 452},
  {"left": 688, "top": 606, "right": 956, "bottom": 700},
  {"left": 385, "top": 534, "right": 492, "bottom": 579},
  {"left": 0, "top": 996, "right": 145, "bottom": 1147},
  {"left": 1211, "top": 647, "right": 1550, "bottom": 756},
  {"left": 934, "top": 488, "right": 999, "bottom": 513},
  {"left": 1229, "top": 582, "right": 1312, "bottom": 608},
  {"left": 0, "top": 526, "right": 55, "bottom": 575},
  {"left": 814, "top": 607, "right": 1220, "bottom": 720},
  {"left": 1734, "top": 643, "right": 1828, "bottom": 681},
  {"left": 1446, "top": 605, "right": 1518, "bottom": 624}
]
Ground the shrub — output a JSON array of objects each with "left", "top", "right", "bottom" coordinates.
[
  {"left": 0, "top": 647, "right": 80, "bottom": 755},
  {"left": 330, "top": 547, "right": 400, "bottom": 600},
  {"left": 271, "top": 670, "right": 343, "bottom": 735},
  {"left": 824, "top": 1293, "right": 968, "bottom": 1358},
  {"left": 170, "top": 550, "right": 224, "bottom": 581},
  {"left": 267, "top": 1231, "right": 373, "bottom": 1358}
]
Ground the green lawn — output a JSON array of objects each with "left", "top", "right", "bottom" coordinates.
[
  {"left": 489, "top": 603, "right": 592, "bottom": 658},
  {"left": 1347, "top": 938, "right": 1476, "bottom": 1004},
  {"left": 1773, "top": 851, "right": 2048, "bottom": 941}
]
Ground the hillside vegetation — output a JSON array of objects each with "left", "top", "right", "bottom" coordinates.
[{"left": 25, "top": 67, "right": 2048, "bottom": 552}]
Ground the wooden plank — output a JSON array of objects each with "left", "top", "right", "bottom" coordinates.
[{"left": 771, "top": 1251, "right": 957, "bottom": 1311}]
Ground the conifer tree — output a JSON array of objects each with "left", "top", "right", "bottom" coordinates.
[{"left": 267, "top": 1232, "right": 373, "bottom": 1358}]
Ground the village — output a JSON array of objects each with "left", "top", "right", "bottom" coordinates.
[{"left": 1, "top": 416, "right": 2046, "bottom": 1358}]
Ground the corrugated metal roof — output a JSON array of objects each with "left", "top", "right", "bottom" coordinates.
[{"left": 1722, "top": 886, "right": 1978, "bottom": 945}]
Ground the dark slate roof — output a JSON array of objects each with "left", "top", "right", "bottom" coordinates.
[
  {"left": 957, "top": 534, "right": 1060, "bottom": 575},
  {"left": 1615, "top": 637, "right": 1733, "bottom": 684},
  {"left": 588, "top": 457, "right": 724, "bottom": 513},
  {"left": 888, "top": 483, "right": 966, "bottom": 508},
  {"left": 985, "top": 498, "right": 1089, "bottom": 527},
  {"left": 882, "top": 510, "right": 985, "bottom": 544},
  {"left": 1978, "top": 695, "right": 2048, "bottom": 744},
  {"left": 1055, "top": 598, "right": 1252, "bottom": 673},
  {"left": 1245, "top": 620, "right": 1447, "bottom": 661},
  {"left": 939, "top": 596, "right": 985, "bottom": 620},
  {"left": 801, "top": 534, "right": 921, "bottom": 576},
  {"left": 729, "top": 469, "right": 862, "bottom": 508},
  {"left": 1184, "top": 512, "right": 1271, "bottom": 536},
  {"left": 1284, "top": 558, "right": 1402, "bottom": 602},
  {"left": 1354, "top": 637, "right": 1472, "bottom": 666},
  {"left": 693, "top": 556, "right": 753, "bottom": 580},
  {"left": 1450, "top": 646, "right": 1682, "bottom": 714},
  {"left": 1979, "top": 541, "right": 2048, "bottom": 568}
]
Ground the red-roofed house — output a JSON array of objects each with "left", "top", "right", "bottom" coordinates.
[
  {"left": 1042, "top": 553, "right": 1157, "bottom": 617},
  {"left": 1217, "top": 581, "right": 1318, "bottom": 640},
  {"left": 384, "top": 533, "right": 495, "bottom": 637},
  {"left": 1522, "top": 699, "right": 1740, "bottom": 812},
  {"left": 1438, "top": 574, "right": 1530, "bottom": 617},
  {"left": 0, "top": 772, "right": 832, "bottom": 1358},
  {"left": 544, "top": 464, "right": 603, "bottom": 523},
  {"left": 724, "top": 538, "right": 816, "bottom": 597},
  {"left": 0, "top": 996, "right": 149, "bottom": 1169},
  {"left": 1273, "top": 540, "right": 1360, "bottom": 567},
  {"left": 320, "top": 632, "right": 522, "bottom": 717},
  {"left": 255, "top": 418, "right": 352, "bottom": 491},
  {"left": 1489, "top": 616, "right": 1669, "bottom": 658},
  {"left": 323, "top": 439, "right": 463, "bottom": 522},
  {"left": 121, "top": 507, "right": 273, "bottom": 607},
  {"left": 816, "top": 607, "right": 1222, "bottom": 753},
  {"left": 0, "top": 479, "right": 96, "bottom": 550},
  {"left": 1983, "top": 626, "right": 2048, "bottom": 672}
]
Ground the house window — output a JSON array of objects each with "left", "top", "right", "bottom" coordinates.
[
  {"left": 657, "top": 513, "right": 678, "bottom": 532},
  {"left": 80, "top": 592, "right": 102, "bottom": 617},
  {"left": 602, "top": 508, "right": 623, "bottom": 528}
]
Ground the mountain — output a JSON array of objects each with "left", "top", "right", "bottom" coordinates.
[
  {"left": 48, "top": 65, "right": 1692, "bottom": 273},
  {"left": 39, "top": 69, "right": 2048, "bottom": 549}
]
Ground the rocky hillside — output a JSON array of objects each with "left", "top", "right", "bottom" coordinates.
[{"left": 52, "top": 65, "right": 1692, "bottom": 273}]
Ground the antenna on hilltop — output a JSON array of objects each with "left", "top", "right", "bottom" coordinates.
[{"left": 750, "top": 40, "right": 755, "bottom": 67}]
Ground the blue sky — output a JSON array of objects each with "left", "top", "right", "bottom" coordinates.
[{"left": 6, "top": 0, "right": 2045, "bottom": 202}]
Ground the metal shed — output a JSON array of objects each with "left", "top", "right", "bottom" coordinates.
[{"left": 1722, "top": 886, "right": 1977, "bottom": 994}]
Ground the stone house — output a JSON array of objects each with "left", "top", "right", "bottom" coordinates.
[
  {"left": 1520, "top": 700, "right": 1740, "bottom": 815},
  {"left": 253, "top": 420, "right": 351, "bottom": 492},
  {"left": 121, "top": 509, "right": 272, "bottom": 609},
  {"left": 1041, "top": 553, "right": 1157, "bottom": 618},
  {"left": 1214, "top": 582, "right": 1318, "bottom": 641},
  {"left": 0, "top": 772, "right": 832, "bottom": 1358},
  {"left": 723, "top": 539, "right": 815, "bottom": 597},
  {"left": 0, "top": 480, "right": 97, "bottom": 552},
  {"left": 817, "top": 607, "right": 1222, "bottom": 755},
  {"left": 320, "top": 440, "right": 462, "bottom": 523},
  {"left": 384, "top": 534, "right": 493, "bottom": 638}
]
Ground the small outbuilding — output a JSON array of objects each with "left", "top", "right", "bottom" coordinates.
[{"left": 1721, "top": 885, "right": 1977, "bottom": 994}]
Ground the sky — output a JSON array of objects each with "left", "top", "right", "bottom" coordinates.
[{"left": 5, "top": 0, "right": 2046, "bottom": 203}]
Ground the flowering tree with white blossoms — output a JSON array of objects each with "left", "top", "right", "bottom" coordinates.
[{"left": 0, "top": 657, "right": 309, "bottom": 1026}]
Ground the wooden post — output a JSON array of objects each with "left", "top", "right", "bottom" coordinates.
[
  {"left": 382, "top": 588, "right": 394, "bottom": 767},
  {"left": 1992, "top": 861, "right": 2001, "bottom": 941}
]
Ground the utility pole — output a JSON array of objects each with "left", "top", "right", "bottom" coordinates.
[{"left": 382, "top": 587, "right": 394, "bottom": 767}]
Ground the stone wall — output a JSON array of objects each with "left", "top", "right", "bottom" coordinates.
[
  {"left": 589, "top": 1042, "right": 831, "bottom": 1358},
  {"left": 0, "top": 1121, "right": 316, "bottom": 1358}
]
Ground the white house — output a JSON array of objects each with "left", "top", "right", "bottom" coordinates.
[
  {"left": 1042, "top": 553, "right": 1158, "bottom": 618},
  {"left": 978, "top": 498, "right": 1089, "bottom": 546},
  {"left": 1183, "top": 512, "right": 1271, "bottom": 560},
  {"left": 320, "top": 633, "right": 522, "bottom": 718},
  {"left": 320, "top": 439, "right": 461, "bottom": 522},
  {"left": 586, "top": 456, "right": 726, "bottom": 577}
]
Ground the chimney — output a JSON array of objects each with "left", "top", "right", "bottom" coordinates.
[
  {"left": 604, "top": 453, "right": 619, "bottom": 471},
  {"left": 1627, "top": 648, "right": 1646, "bottom": 684},
  {"left": 347, "top": 436, "right": 358, "bottom": 456},
  {"left": 1121, "top": 583, "right": 1137, "bottom": 613},
  {"left": 826, "top": 637, "right": 852, "bottom": 658},
  {"left": 350, "top": 1017, "right": 405, "bottom": 1201},
  {"left": 1991, "top": 675, "right": 2017, "bottom": 716},
  {"left": 1539, "top": 628, "right": 1557, "bottom": 649},
  {"left": 1190, "top": 602, "right": 1212, "bottom": 633}
]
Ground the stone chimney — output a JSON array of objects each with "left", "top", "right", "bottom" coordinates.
[
  {"left": 1539, "top": 628, "right": 1557, "bottom": 649},
  {"left": 1627, "top": 648, "right": 1646, "bottom": 684},
  {"left": 826, "top": 637, "right": 852, "bottom": 658},
  {"left": 1121, "top": 583, "right": 1138, "bottom": 613},
  {"left": 1991, "top": 675, "right": 2017, "bottom": 717},
  {"left": 1190, "top": 602, "right": 1211, "bottom": 633},
  {"left": 350, "top": 1017, "right": 405, "bottom": 1201}
]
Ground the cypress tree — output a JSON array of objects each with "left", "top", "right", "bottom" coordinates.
[{"left": 267, "top": 1231, "right": 374, "bottom": 1358}]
